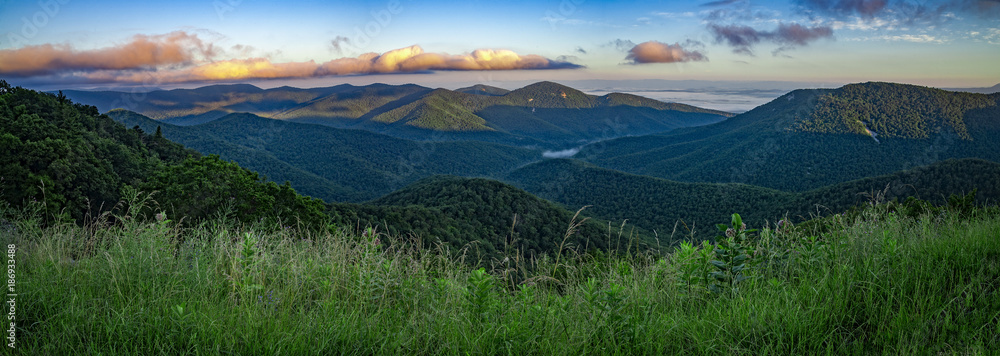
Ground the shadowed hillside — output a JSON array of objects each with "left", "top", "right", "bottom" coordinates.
[{"left": 579, "top": 82, "right": 1000, "bottom": 191}]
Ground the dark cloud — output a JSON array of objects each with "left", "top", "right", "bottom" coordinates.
[
  {"left": 794, "top": 0, "right": 889, "bottom": 17},
  {"left": 605, "top": 39, "right": 637, "bottom": 52},
  {"left": 556, "top": 55, "right": 581, "bottom": 63},
  {"left": 682, "top": 39, "right": 706, "bottom": 49},
  {"left": 774, "top": 23, "right": 835, "bottom": 45},
  {"left": 329, "top": 36, "right": 351, "bottom": 54},
  {"left": 625, "top": 41, "right": 708, "bottom": 64},
  {"left": 709, "top": 23, "right": 833, "bottom": 55},
  {"left": 708, "top": 24, "right": 762, "bottom": 52},
  {"left": 575, "top": 46, "right": 587, "bottom": 54}
]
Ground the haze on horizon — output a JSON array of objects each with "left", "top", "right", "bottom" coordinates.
[{"left": 1, "top": 0, "right": 998, "bottom": 96}]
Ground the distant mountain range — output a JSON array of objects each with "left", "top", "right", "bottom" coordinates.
[
  {"left": 945, "top": 83, "right": 1000, "bottom": 94},
  {"left": 64, "top": 81, "right": 732, "bottom": 149}
]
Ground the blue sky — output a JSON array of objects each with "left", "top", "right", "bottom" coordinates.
[{"left": 1, "top": 0, "right": 998, "bottom": 90}]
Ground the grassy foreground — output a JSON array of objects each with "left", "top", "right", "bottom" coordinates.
[{"left": 6, "top": 201, "right": 1000, "bottom": 355}]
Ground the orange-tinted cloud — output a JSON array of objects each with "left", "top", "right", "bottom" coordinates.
[
  {"left": 318, "top": 46, "right": 575, "bottom": 75},
  {"left": 625, "top": 41, "right": 707, "bottom": 64},
  {"left": 0, "top": 31, "right": 218, "bottom": 77},
  {"left": 0, "top": 33, "right": 581, "bottom": 84}
]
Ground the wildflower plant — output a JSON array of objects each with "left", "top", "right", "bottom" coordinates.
[{"left": 709, "top": 213, "right": 756, "bottom": 295}]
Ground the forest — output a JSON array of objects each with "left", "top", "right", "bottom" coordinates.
[{"left": 0, "top": 81, "right": 328, "bottom": 230}]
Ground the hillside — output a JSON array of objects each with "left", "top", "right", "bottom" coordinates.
[
  {"left": 579, "top": 82, "right": 1000, "bottom": 191},
  {"left": 0, "top": 82, "right": 328, "bottom": 228},
  {"left": 506, "top": 157, "right": 1000, "bottom": 241},
  {"left": 329, "top": 176, "right": 651, "bottom": 260},
  {"left": 108, "top": 110, "right": 541, "bottom": 203},
  {"left": 62, "top": 81, "right": 731, "bottom": 149},
  {"left": 109, "top": 109, "right": 361, "bottom": 202},
  {"left": 456, "top": 84, "right": 510, "bottom": 96}
]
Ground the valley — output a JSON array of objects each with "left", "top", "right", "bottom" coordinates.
[{"left": 57, "top": 80, "right": 1000, "bottom": 246}]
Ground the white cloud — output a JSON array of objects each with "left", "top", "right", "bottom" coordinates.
[{"left": 542, "top": 148, "right": 580, "bottom": 158}]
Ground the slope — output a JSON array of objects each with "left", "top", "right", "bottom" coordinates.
[
  {"left": 579, "top": 82, "right": 1000, "bottom": 191},
  {"left": 330, "top": 175, "right": 653, "bottom": 260},
  {"left": 353, "top": 81, "right": 731, "bottom": 148},
  {"left": 506, "top": 158, "right": 1000, "bottom": 242},
  {"left": 1, "top": 82, "right": 328, "bottom": 228},
  {"left": 109, "top": 109, "right": 362, "bottom": 202},
  {"left": 109, "top": 110, "right": 541, "bottom": 203}
]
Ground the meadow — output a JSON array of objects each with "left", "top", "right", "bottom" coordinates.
[{"left": 7, "top": 195, "right": 999, "bottom": 355}]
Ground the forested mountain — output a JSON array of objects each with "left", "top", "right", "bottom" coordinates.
[
  {"left": 62, "top": 81, "right": 731, "bottom": 148},
  {"left": 328, "top": 176, "right": 650, "bottom": 260},
  {"left": 109, "top": 110, "right": 541, "bottom": 203},
  {"left": 456, "top": 84, "right": 510, "bottom": 96},
  {"left": 579, "top": 82, "right": 1000, "bottom": 191},
  {"left": 0, "top": 82, "right": 328, "bottom": 228},
  {"left": 351, "top": 81, "right": 730, "bottom": 147},
  {"left": 506, "top": 158, "right": 1000, "bottom": 241}
]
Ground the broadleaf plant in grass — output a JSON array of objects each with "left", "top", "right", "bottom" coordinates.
[{"left": 709, "top": 213, "right": 757, "bottom": 295}]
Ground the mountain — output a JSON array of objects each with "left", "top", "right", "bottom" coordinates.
[
  {"left": 0, "top": 82, "right": 328, "bottom": 228},
  {"left": 506, "top": 157, "right": 1000, "bottom": 241},
  {"left": 329, "top": 176, "right": 651, "bottom": 260},
  {"left": 946, "top": 83, "right": 1000, "bottom": 94},
  {"left": 62, "top": 81, "right": 731, "bottom": 149},
  {"left": 351, "top": 81, "right": 731, "bottom": 147},
  {"left": 108, "top": 110, "right": 541, "bottom": 203},
  {"left": 456, "top": 84, "right": 510, "bottom": 96},
  {"left": 578, "top": 82, "right": 1000, "bottom": 191}
]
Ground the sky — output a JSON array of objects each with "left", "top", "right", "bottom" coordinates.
[{"left": 1, "top": 0, "right": 998, "bottom": 100}]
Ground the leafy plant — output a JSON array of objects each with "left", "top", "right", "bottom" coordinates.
[
  {"left": 709, "top": 213, "right": 756, "bottom": 295},
  {"left": 466, "top": 268, "right": 496, "bottom": 318},
  {"left": 231, "top": 232, "right": 264, "bottom": 299}
]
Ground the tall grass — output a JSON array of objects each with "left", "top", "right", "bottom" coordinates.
[{"left": 5, "top": 200, "right": 999, "bottom": 355}]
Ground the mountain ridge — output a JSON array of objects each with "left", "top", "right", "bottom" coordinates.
[
  {"left": 62, "top": 81, "right": 732, "bottom": 148},
  {"left": 578, "top": 82, "right": 1000, "bottom": 191}
]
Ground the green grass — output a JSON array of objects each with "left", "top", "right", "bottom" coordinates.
[{"left": 7, "top": 202, "right": 1000, "bottom": 354}]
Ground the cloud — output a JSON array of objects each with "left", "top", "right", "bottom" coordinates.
[
  {"left": 0, "top": 31, "right": 219, "bottom": 77},
  {"left": 542, "top": 148, "right": 580, "bottom": 158},
  {"left": 653, "top": 11, "right": 696, "bottom": 18},
  {"left": 709, "top": 23, "right": 833, "bottom": 55},
  {"left": 798, "top": 0, "right": 998, "bottom": 26},
  {"left": 625, "top": 41, "right": 708, "bottom": 64},
  {"left": 0, "top": 34, "right": 582, "bottom": 84},
  {"left": 316, "top": 46, "right": 582, "bottom": 74},
  {"left": 869, "top": 34, "right": 947, "bottom": 43},
  {"left": 328, "top": 36, "right": 351, "bottom": 54},
  {"left": 556, "top": 55, "right": 581, "bottom": 63},
  {"left": 794, "top": 0, "right": 889, "bottom": 18},
  {"left": 575, "top": 46, "right": 587, "bottom": 54},
  {"left": 605, "top": 39, "right": 637, "bottom": 52}
]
